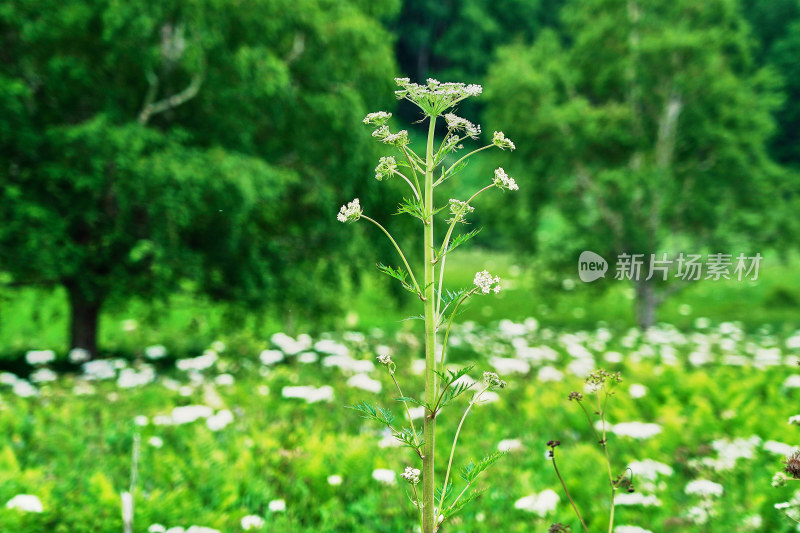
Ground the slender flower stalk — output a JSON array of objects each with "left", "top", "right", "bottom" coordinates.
[{"left": 342, "top": 77, "right": 515, "bottom": 533}]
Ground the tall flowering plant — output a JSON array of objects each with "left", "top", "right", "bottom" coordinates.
[{"left": 338, "top": 77, "right": 517, "bottom": 532}]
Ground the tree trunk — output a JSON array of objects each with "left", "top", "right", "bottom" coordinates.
[
  {"left": 634, "top": 279, "right": 658, "bottom": 330},
  {"left": 66, "top": 283, "right": 102, "bottom": 358}
]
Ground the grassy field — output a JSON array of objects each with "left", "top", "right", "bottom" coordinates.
[{"left": 1, "top": 250, "right": 799, "bottom": 532}]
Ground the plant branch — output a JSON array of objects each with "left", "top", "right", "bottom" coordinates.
[{"left": 361, "top": 215, "right": 422, "bottom": 297}]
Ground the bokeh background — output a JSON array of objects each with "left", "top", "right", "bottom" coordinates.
[{"left": 1, "top": 0, "right": 800, "bottom": 531}]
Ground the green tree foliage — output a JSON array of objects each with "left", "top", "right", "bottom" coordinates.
[
  {"left": 485, "top": 0, "right": 792, "bottom": 328},
  {"left": 0, "top": 0, "right": 399, "bottom": 355}
]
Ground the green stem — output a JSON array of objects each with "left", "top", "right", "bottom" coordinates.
[
  {"left": 361, "top": 215, "right": 422, "bottom": 296},
  {"left": 391, "top": 170, "right": 421, "bottom": 201},
  {"left": 551, "top": 450, "right": 590, "bottom": 533},
  {"left": 389, "top": 371, "right": 422, "bottom": 453},
  {"left": 436, "top": 385, "right": 487, "bottom": 524},
  {"left": 599, "top": 392, "right": 616, "bottom": 533},
  {"left": 434, "top": 185, "right": 494, "bottom": 320},
  {"left": 401, "top": 146, "right": 423, "bottom": 194},
  {"left": 434, "top": 292, "right": 474, "bottom": 403},
  {"left": 422, "top": 115, "right": 438, "bottom": 533}
]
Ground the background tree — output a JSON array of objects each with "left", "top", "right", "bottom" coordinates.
[
  {"left": 0, "top": 0, "right": 399, "bottom": 355},
  {"left": 484, "top": 0, "right": 791, "bottom": 329}
]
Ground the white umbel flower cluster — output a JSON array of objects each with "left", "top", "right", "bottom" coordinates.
[
  {"left": 493, "top": 168, "right": 518, "bottom": 191},
  {"left": 363, "top": 111, "right": 392, "bottom": 126},
  {"left": 444, "top": 113, "right": 481, "bottom": 139},
  {"left": 400, "top": 466, "right": 421, "bottom": 485},
  {"left": 375, "top": 156, "right": 397, "bottom": 181},
  {"left": 492, "top": 131, "right": 516, "bottom": 150},
  {"left": 474, "top": 270, "right": 501, "bottom": 294},
  {"left": 448, "top": 199, "right": 474, "bottom": 223},
  {"left": 394, "top": 77, "right": 482, "bottom": 116},
  {"left": 371, "top": 125, "right": 410, "bottom": 147},
  {"left": 337, "top": 198, "right": 362, "bottom": 223},
  {"left": 377, "top": 353, "right": 393, "bottom": 366}
]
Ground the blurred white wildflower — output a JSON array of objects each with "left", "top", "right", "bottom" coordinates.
[
  {"left": 176, "top": 351, "right": 217, "bottom": 371},
  {"left": 241, "top": 515, "right": 264, "bottom": 530},
  {"left": 148, "top": 436, "right": 164, "bottom": 448},
  {"left": 489, "top": 357, "right": 529, "bottom": 375},
  {"left": 13, "top": 380, "right": 38, "bottom": 398},
  {"left": 68, "top": 348, "right": 91, "bottom": 363},
  {"left": 268, "top": 499, "right": 286, "bottom": 512},
  {"left": 327, "top": 475, "right": 343, "bottom": 486},
  {"left": 537, "top": 366, "right": 564, "bottom": 382},
  {"left": 118, "top": 368, "right": 155, "bottom": 388},
  {"left": 513, "top": 489, "right": 559, "bottom": 516},
  {"left": 686, "top": 505, "right": 711, "bottom": 524},
  {"left": 259, "top": 349, "right": 284, "bottom": 366},
  {"left": 685, "top": 479, "right": 723, "bottom": 498},
  {"left": 322, "top": 354, "right": 374, "bottom": 373},
  {"left": 83, "top": 359, "right": 116, "bottom": 380},
  {"left": 148, "top": 525, "right": 166, "bottom": 533},
  {"left": 30, "top": 368, "right": 57, "bottom": 383},
  {"left": 492, "top": 167, "right": 518, "bottom": 190},
  {"left": 25, "top": 349, "right": 56, "bottom": 365},
  {"left": 281, "top": 385, "right": 334, "bottom": 403},
  {"left": 614, "top": 493, "right": 662, "bottom": 506},
  {"left": 627, "top": 459, "right": 673, "bottom": 481},
  {"left": 122, "top": 319, "right": 138, "bottom": 332},
  {"left": 145, "top": 345, "right": 167, "bottom": 360},
  {"left": 372, "top": 468, "right": 397, "bottom": 485},
  {"left": 214, "top": 373, "right": 234, "bottom": 386},
  {"left": 784, "top": 375, "right": 800, "bottom": 388},
  {"left": 271, "top": 332, "right": 309, "bottom": 355},
  {"left": 497, "top": 439, "right": 523, "bottom": 452},
  {"left": 297, "top": 352, "right": 318, "bottom": 364},
  {"left": 186, "top": 527, "right": 220, "bottom": 533},
  {"left": 473, "top": 270, "right": 501, "bottom": 294},
  {"left": 764, "top": 440, "right": 799, "bottom": 456},
  {"left": 134, "top": 415, "right": 149, "bottom": 427},
  {"left": 206, "top": 409, "right": 234, "bottom": 431},
  {"left": 0, "top": 372, "right": 18, "bottom": 385},
  {"left": 612, "top": 422, "right": 662, "bottom": 439},
  {"left": 347, "top": 373, "right": 382, "bottom": 394},
  {"left": 615, "top": 526, "right": 654, "bottom": 533},
  {"left": 6, "top": 494, "right": 43, "bottom": 512},
  {"left": 629, "top": 384, "right": 648, "bottom": 398},
  {"left": 170, "top": 405, "right": 214, "bottom": 424}
]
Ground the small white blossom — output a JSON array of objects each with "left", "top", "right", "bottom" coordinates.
[
  {"left": 375, "top": 156, "right": 397, "bottom": 181},
  {"left": 268, "top": 499, "right": 286, "bottom": 512},
  {"left": 444, "top": 113, "right": 481, "bottom": 139},
  {"left": 377, "top": 353, "right": 393, "bottom": 366},
  {"left": 327, "top": 474, "right": 343, "bottom": 486},
  {"left": 474, "top": 270, "right": 501, "bottom": 294},
  {"left": 363, "top": 111, "right": 392, "bottom": 126},
  {"left": 337, "top": 198, "right": 363, "bottom": 223},
  {"left": 448, "top": 199, "right": 474, "bottom": 223},
  {"left": 145, "top": 345, "right": 167, "bottom": 360},
  {"left": 25, "top": 350, "right": 55, "bottom": 366},
  {"left": 492, "top": 131, "right": 516, "bottom": 150},
  {"left": 514, "top": 489, "right": 559, "bottom": 516},
  {"left": 372, "top": 468, "right": 397, "bottom": 485},
  {"left": 5, "top": 494, "right": 43, "bottom": 513},
  {"left": 148, "top": 436, "right": 164, "bottom": 448},
  {"left": 493, "top": 167, "right": 518, "bottom": 191},
  {"left": 685, "top": 479, "right": 724, "bottom": 498},
  {"left": 241, "top": 515, "right": 265, "bottom": 530},
  {"left": 482, "top": 371, "right": 506, "bottom": 389},
  {"left": 400, "top": 466, "right": 421, "bottom": 485},
  {"left": 394, "top": 78, "right": 482, "bottom": 116},
  {"left": 148, "top": 525, "right": 167, "bottom": 533},
  {"left": 68, "top": 348, "right": 91, "bottom": 363}
]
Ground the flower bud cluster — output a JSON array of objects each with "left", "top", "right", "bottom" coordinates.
[
  {"left": 337, "top": 198, "right": 362, "bottom": 223},
  {"left": 492, "top": 131, "right": 516, "bottom": 151},
  {"left": 493, "top": 168, "right": 519, "bottom": 191},
  {"left": 448, "top": 199, "right": 474, "bottom": 224},
  {"left": 474, "top": 270, "right": 501, "bottom": 294},
  {"left": 375, "top": 156, "right": 397, "bottom": 181}
]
